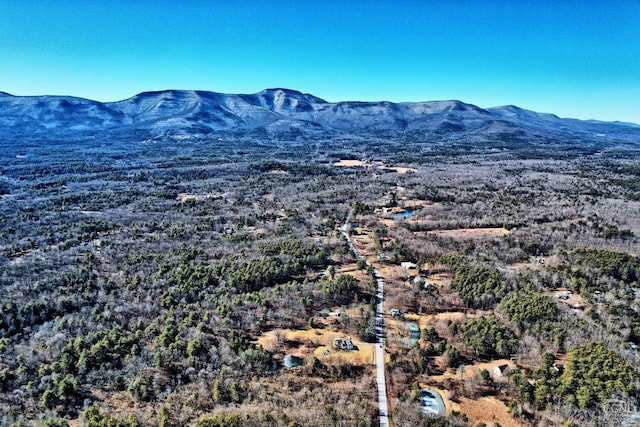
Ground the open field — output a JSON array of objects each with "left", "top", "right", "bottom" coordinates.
[
  {"left": 426, "top": 227, "right": 511, "bottom": 239},
  {"left": 332, "top": 159, "right": 417, "bottom": 174},
  {"left": 332, "top": 159, "right": 364, "bottom": 167},
  {"left": 257, "top": 327, "right": 379, "bottom": 367},
  {"left": 454, "top": 396, "right": 521, "bottom": 427},
  {"left": 379, "top": 166, "right": 417, "bottom": 174}
]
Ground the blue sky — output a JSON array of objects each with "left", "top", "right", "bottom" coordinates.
[{"left": 1, "top": 1, "right": 639, "bottom": 122}]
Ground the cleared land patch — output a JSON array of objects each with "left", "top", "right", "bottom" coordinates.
[
  {"left": 426, "top": 227, "right": 510, "bottom": 239},
  {"left": 453, "top": 396, "right": 522, "bottom": 427},
  {"left": 379, "top": 166, "right": 417, "bottom": 174},
  {"left": 257, "top": 328, "right": 378, "bottom": 367},
  {"left": 332, "top": 159, "right": 363, "bottom": 167}
]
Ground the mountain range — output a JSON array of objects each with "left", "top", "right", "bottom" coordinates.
[{"left": 0, "top": 88, "right": 638, "bottom": 147}]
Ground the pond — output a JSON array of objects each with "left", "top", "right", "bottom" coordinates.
[
  {"left": 402, "top": 321, "right": 420, "bottom": 347},
  {"left": 420, "top": 388, "right": 445, "bottom": 416},
  {"left": 391, "top": 210, "right": 414, "bottom": 220},
  {"left": 283, "top": 355, "right": 305, "bottom": 367}
]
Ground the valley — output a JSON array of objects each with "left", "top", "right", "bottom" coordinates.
[{"left": 1, "top": 100, "right": 640, "bottom": 426}]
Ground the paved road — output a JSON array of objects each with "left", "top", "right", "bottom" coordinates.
[
  {"left": 374, "top": 273, "right": 390, "bottom": 426},
  {"left": 340, "top": 211, "right": 389, "bottom": 427}
]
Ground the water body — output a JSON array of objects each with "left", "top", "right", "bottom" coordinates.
[
  {"left": 391, "top": 210, "right": 414, "bottom": 220},
  {"left": 420, "top": 388, "right": 445, "bottom": 416},
  {"left": 402, "top": 321, "right": 420, "bottom": 347},
  {"left": 283, "top": 355, "right": 305, "bottom": 367}
]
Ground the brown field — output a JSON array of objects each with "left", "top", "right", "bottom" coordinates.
[
  {"left": 426, "top": 227, "right": 510, "bottom": 240},
  {"left": 379, "top": 166, "right": 417, "bottom": 174},
  {"left": 335, "top": 263, "right": 363, "bottom": 275},
  {"left": 405, "top": 312, "right": 471, "bottom": 328},
  {"left": 257, "top": 328, "right": 379, "bottom": 367},
  {"left": 511, "top": 261, "right": 536, "bottom": 271},
  {"left": 258, "top": 328, "right": 327, "bottom": 353},
  {"left": 332, "top": 159, "right": 364, "bottom": 167},
  {"left": 377, "top": 264, "right": 414, "bottom": 281},
  {"left": 453, "top": 396, "right": 523, "bottom": 427},
  {"left": 267, "top": 169, "right": 289, "bottom": 175},
  {"left": 331, "top": 160, "right": 416, "bottom": 174},
  {"left": 401, "top": 199, "right": 438, "bottom": 208},
  {"left": 429, "top": 359, "right": 517, "bottom": 383},
  {"left": 379, "top": 218, "right": 396, "bottom": 228},
  {"left": 313, "top": 340, "right": 377, "bottom": 366},
  {"left": 423, "top": 272, "right": 453, "bottom": 287}
]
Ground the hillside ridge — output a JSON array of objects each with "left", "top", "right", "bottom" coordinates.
[{"left": 0, "top": 88, "right": 638, "bottom": 145}]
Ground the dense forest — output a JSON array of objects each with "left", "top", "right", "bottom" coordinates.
[{"left": 1, "top": 136, "right": 640, "bottom": 426}]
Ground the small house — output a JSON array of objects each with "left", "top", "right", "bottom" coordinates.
[{"left": 333, "top": 337, "right": 354, "bottom": 351}]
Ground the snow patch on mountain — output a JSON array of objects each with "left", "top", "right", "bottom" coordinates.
[{"left": 0, "top": 88, "right": 638, "bottom": 145}]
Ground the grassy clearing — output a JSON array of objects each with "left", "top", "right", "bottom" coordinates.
[
  {"left": 426, "top": 227, "right": 511, "bottom": 239},
  {"left": 453, "top": 396, "right": 521, "bottom": 427},
  {"left": 257, "top": 328, "right": 379, "bottom": 367},
  {"left": 332, "top": 160, "right": 364, "bottom": 167}
]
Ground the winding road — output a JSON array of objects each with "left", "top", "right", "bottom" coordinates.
[{"left": 340, "top": 211, "right": 389, "bottom": 427}]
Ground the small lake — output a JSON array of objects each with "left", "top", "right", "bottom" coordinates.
[
  {"left": 283, "top": 355, "right": 305, "bottom": 367},
  {"left": 391, "top": 210, "right": 414, "bottom": 220},
  {"left": 420, "top": 388, "right": 444, "bottom": 416}
]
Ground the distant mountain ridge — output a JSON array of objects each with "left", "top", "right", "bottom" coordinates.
[{"left": 0, "top": 88, "right": 638, "bottom": 147}]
